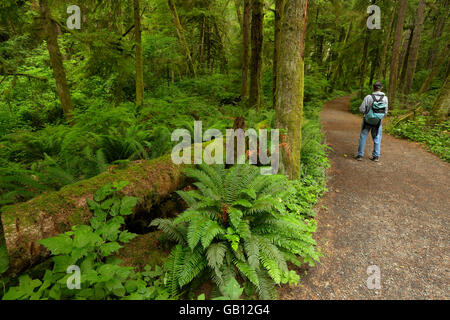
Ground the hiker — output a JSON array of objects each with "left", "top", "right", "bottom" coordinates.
[{"left": 355, "top": 82, "right": 388, "bottom": 162}]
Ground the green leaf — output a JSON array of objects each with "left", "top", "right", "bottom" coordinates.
[
  {"left": 110, "top": 200, "right": 120, "bottom": 216},
  {"left": 100, "top": 242, "right": 123, "bottom": 257},
  {"left": 52, "top": 255, "right": 73, "bottom": 273},
  {"left": 39, "top": 234, "right": 73, "bottom": 255},
  {"left": 217, "top": 278, "right": 243, "bottom": 300},
  {"left": 73, "top": 225, "right": 100, "bottom": 248},
  {"left": 232, "top": 199, "right": 252, "bottom": 208},
  {"left": 113, "top": 181, "right": 129, "bottom": 191},
  {"left": 125, "top": 280, "right": 138, "bottom": 293},
  {"left": 120, "top": 196, "right": 139, "bottom": 215},
  {"left": 119, "top": 231, "right": 137, "bottom": 243},
  {"left": 94, "top": 184, "right": 114, "bottom": 202},
  {"left": 229, "top": 208, "right": 243, "bottom": 228},
  {"left": 241, "top": 188, "right": 256, "bottom": 200},
  {"left": 100, "top": 198, "right": 115, "bottom": 210}
]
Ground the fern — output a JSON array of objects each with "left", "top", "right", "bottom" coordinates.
[{"left": 151, "top": 163, "right": 321, "bottom": 299}]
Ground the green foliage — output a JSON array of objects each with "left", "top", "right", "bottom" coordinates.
[
  {"left": 151, "top": 164, "right": 321, "bottom": 299},
  {"left": 387, "top": 118, "right": 450, "bottom": 162},
  {"left": 1, "top": 181, "right": 169, "bottom": 300}
]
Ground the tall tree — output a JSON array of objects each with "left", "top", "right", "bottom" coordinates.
[
  {"left": 168, "top": 0, "right": 196, "bottom": 77},
  {"left": 134, "top": 0, "right": 144, "bottom": 107},
  {"left": 419, "top": 43, "right": 450, "bottom": 94},
  {"left": 241, "top": 0, "right": 251, "bottom": 97},
  {"left": 274, "top": 0, "right": 308, "bottom": 180},
  {"left": 431, "top": 73, "right": 450, "bottom": 119},
  {"left": 427, "top": 0, "right": 448, "bottom": 69},
  {"left": 39, "top": 0, "right": 74, "bottom": 122},
  {"left": 378, "top": 0, "right": 397, "bottom": 81},
  {"left": 388, "top": 0, "right": 408, "bottom": 107},
  {"left": 248, "top": 0, "right": 264, "bottom": 109},
  {"left": 359, "top": 28, "right": 369, "bottom": 99},
  {"left": 402, "top": 0, "right": 427, "bottom": 95},
  {"left": 272, "top": 0, "right": 285, "bottom": 107},
  {"left": 398, "top": 28, "right": 413, "bottom": 88}
]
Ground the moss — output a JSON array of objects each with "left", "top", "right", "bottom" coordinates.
[{"left": 115, "top": 231, "right": 169, "bottom": 272}]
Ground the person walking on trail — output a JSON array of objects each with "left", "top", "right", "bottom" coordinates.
[{"left": 355, "top": 82, "right": 388, "bottom": 162}]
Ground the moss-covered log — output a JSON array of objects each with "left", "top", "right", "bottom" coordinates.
[{"left": 0, "top": 155, "right": 186, "bottom": 275}]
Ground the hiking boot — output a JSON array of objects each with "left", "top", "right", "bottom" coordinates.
[
  {"left": 371, "top": 156, "right": 380, "bottom": 162},
  {"left": 355, "top": 155, "right": 363, "bottom": 161}
]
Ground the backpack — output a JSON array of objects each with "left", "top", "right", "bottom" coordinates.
[{"left": 364, "top": 94, "right": 387, "bottom": 126}]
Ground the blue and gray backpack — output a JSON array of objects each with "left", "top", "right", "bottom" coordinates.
[{"left": 364, "top": 94, "right": 387, "bottom": 126}]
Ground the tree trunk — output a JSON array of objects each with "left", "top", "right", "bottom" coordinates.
[
  {"left": 378, "top": 0, "right": 397, "bottom": 81},
  {"left": 134, "top": 0, "right": 144, "bottom": 107},
  {"left": 0, "top": 155, "right": 187, "bottom": 275},
  {"left": 330, "top": 21, "right": 352, "bottom": 87},
  {"left": 359, "top": 29, "right": 369, "bottom": 99},
  {"left": 39, "top": 0, "right": 74, "bottom": 122},
  {"left": 241, "top": 0, "right": 251, "bottom": 97},
  {"left": 272, "top": 0, "right": 285, "bottom": 108},
  {"left": 419, "top": 44, "right": 450, "bottom": 94},
  {"left": 248, "top": 0, "right": 264, "bottom": 109},
  {"left": 427, "top": 0, "right": 448, "bottom": 69},
  {"left": 398, "top": 28, "right": 413, "bottom": 92},
  {"left": 431, "top": 73, "right": 450, "bottom": 119},
  {"left": 274, "top": 0, "right": 308, "bottom": 180},
  {"left": 168, "top": 0, "right": 196, "bottom": 77},
  {"left": 402, "top": 0, "right": 427, "bottom": 95},
  {"left": 388, "top": 0, "right": 408, "bottom": 107},
  {"left": 234, "top": 0, "right": 243, "bottom": 30}
]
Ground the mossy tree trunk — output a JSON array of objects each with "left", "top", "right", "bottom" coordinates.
[
  {"left": 431, "top": 73, "right": 450, "bottom": 119},
  {"left": 168, "top": 0, "right": 196, "bottom": 77},
  {"left": 39, "top": 0, "right": 74, "bottom": 123},
  {"left": 274, "top": 0, "right": 308, "bottom": 180},
  {"left": 427, "top": 0, "right": 448, "bottom": 69},
  {"left": 248, "top": 0, "right": 264, "bottom": 109},
  {"left": 419, "top": 44, "right": 449, "bottom": 95},
  {"left": 398, "top": 28, "right": 413, "bottom": 86},
  {"left": 402, "top": 0, "right": 427, "bottom": 95},
  {"left": 0, "top": 155, "right": 187, "bottom": 275},
  {"left": 134, "top": 0, "right": 144, "bottom": 107},
  {"left": 272, "top": 0, "right": 285, "bottom": 108},
  {"left": 378, "top": 0, "right": 397, "bottom": 81},
  {"left": 241, "top": 0, "right": 251, "bottom": 98},
  {"left": 388, "top": 0, "right": 408, "bottom": 107}
]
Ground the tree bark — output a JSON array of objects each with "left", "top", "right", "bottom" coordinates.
[
  {"left": 39, "top": 0, "right": 74, "bottom": 122},
  {"left": 272, "top": 0, "right": 285, "bottom": 108},
  {"left": 248, "top": 0, "right": 264, "bottom": 109},
  {"left": 241, "top": 0, "right": 251, "bottom": 97},
  {"left": 274, "top": 0, "right": 308, "bottom": 180},
  {"left": 134, "top": 0, "right": 144, "bottom": 107},
  {"left": 0, "top": 155, "right": 187, "bottom": 275},
  {"left": 431, "top": 73, "right": 450, "bottom": 119},
  {"left": 399, "top": 28, "right": 413, "bottom": 91},
  {"left": 378, "top": 0, "right": 397, "bottom": 81},
  {"left": 168, "top": 0, "right": 196, "bottom": 77},
  {"left": 330, "top": 21, "right": 352, "bottom": 87},
  {"left": 234, "top": 0, "right": 243, "bottom": 30},
  {"left": 402, "top": 0, "right": 427, "bottom": 95},
  {"left": 419, "top": 44, "right": 450, "bottom": 94},
  {"left": 427, "top": 0, "right": 448, "bottom": 69},
  {"left": 388, "top": 0, "right": 408, "bottom": 107},
  {"left": 359, "top": 29, "right": 370, "bottom": 99}
]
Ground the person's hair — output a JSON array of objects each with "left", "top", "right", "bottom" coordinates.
[{"left": 373, "top": 82, "right": 383, "bottom": 91}]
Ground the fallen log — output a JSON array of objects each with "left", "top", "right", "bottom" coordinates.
[{"left": 0, "top": 154, "right": 186, "bottom": 276}]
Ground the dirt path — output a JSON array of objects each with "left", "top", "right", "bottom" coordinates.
[{"left": 280, "top": 95, "right": 449, "bottom": 300}]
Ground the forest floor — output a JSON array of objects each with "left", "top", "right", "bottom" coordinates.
[{"left": 280, "top": 95, "right": 449, "bottom": 300}]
